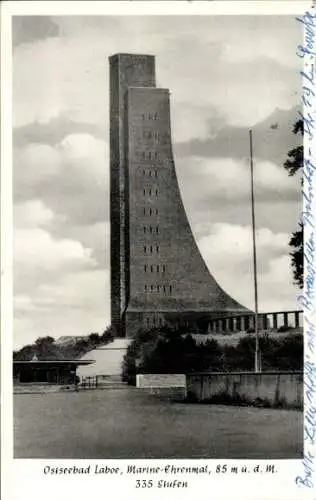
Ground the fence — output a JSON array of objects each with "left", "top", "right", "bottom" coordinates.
[
  {"left": 207, "top": 310, "right": 303, "bottom": 334},
  {"left": 79, "top": 374, "right": 125, "bottom": 389},
  {"left": 80, "top": 376, "right": 98, "bottom": 389}
]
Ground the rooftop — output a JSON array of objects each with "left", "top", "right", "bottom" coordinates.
[{"left": 13, "top": 360, "right": 95, "bottom": 366}]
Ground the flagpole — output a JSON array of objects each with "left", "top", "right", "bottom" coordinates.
[{"left": 249, "top": 129, "right": 260, "bottom": 372}]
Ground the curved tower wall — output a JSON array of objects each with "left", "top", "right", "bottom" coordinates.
[{"left": 109, "top": 54, "right": 250, "bottom": 337}]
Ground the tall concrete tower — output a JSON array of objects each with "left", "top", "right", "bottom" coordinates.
[{"left": 110, "top": 53, "right": 249, "bottom": 337}]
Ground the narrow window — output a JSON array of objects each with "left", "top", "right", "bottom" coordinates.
[
  {"left": 163, "top": 285, "right": 166, "bottom": 293},
  {"left": 169, "top": 285, "right": 172, "bottom": 293},
  {"left": 151, "top": 285, "right": 154, "bottom": 292},
  {"left": 149, "top": 189, "right": 152, "bottom": 196},
  {"left": 155, "top": 171, "right": 158, "bottom": 178},
  {"left": 144, "top": 264, "right": 147, "bottom": 272},
  {"left": 162, "top": 264, "right": 166, "bottom": 273},
  {"left": 157, "top": 285, "right": 160, "bottom": 292},
  {"left": 149, "top": 170, "right": 152, "bottom": 177},
  {"left": 155, "top": 189, "right": 158, "bottom": 196},
  {"left": 156, "top": 226, "right": 159, "bottom": 234},
  {"left": 146, "top": 318, "right": 150, "bottom": 326},
  {"left": 144, "top": 285, "right": 147, "bottom": 292},
  {"left": 149, "top": 226, "right": 153, "bottom": 234},
  {"left": 157, "top": 265, "right": 159, "bottom": 272},
  {"left": 144, "top": 245, "right": 146, "bottom": 253},
  {"left": 150, "top": 265, "right": 153, "bottom": 272},
  {"left": 154, "top": 112, "right": 158, "bottom": 120},
  {"left": 143, "top": 227, "right": 146, "bottom": 234},
  {"left": 156, "top": 245, "right": 159, "bottom": 253},
  {"left": 149, "top": 208, "right": 152, "bottom": 216},
  {"left": 143, "top": 188, "right": 146, "bottom": 196},
  {"left": 143, "top": 207, "right": 146, "bottom": 215},
  {"left": 153, "top": 317, "right": 156, "bottom": 325},
  {"left": 143, "top": 169, "right": 145, "bottom": 176},
  {"left": 150, "top": 245, "right": 153, "bottom": 253}
]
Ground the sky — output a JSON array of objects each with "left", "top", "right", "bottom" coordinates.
[{"left": 13, "top": 15, "right": 303, "bottom": 349}]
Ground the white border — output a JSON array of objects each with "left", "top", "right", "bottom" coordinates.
[
  {"left": 1, "top": 2, "right": 314, "bottom": 500},
  {"left": 0, "top": 1, "right": 312, "bottom": 16}
]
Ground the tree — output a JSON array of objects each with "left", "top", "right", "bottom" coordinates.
[
  {"left": 35, "top": 336, "right": 55, "bottom": 346},
  {"left": 34, "top": 336, "right": 57, "bottom": 359},
  {"left": 14, "top": 344, "right": 36, "bottom": 361},
  {"left": 289, "top": 224, "right": 303, "bottom": 289},
  {"left": 284, "top": 119, "right": 303, "bottom": 289},
  {"left": 88, "top": 332, "right": 101, "bottom": 345},
  {"left": 100, "top": 327, "right": 115, "bottom": 344}
]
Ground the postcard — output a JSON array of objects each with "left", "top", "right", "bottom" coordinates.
[{"left": 1, "top": 1, "right": 315, "bottom": 499}]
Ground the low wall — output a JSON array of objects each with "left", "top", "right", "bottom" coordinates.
[
  {"left": 136, "top": 374, "right": 186, "bottom": 400},
  {"left": 186, "top": 372, "right": 303, "bottom": 409}
]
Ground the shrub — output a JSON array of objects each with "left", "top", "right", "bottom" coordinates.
[
  {"left": 277, "top": 325, "right": 293, "bottom": 333},
  {"left": 121, "top": 327, "right": 304, "bottom": 382}
]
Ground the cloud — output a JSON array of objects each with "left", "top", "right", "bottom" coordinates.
[
  {"left": 175, "top": 105, "right": 302, "bottom": 165},
  {"left": 61, "top": 222, "right": 110, "bottom": 269},
  {"left": 14, "top": 228, "right": 98, "bottom": 295},
  {"left": 13, "top": 199, "right": 108, "bottom": 348},
  {"left": 176, "top": 153, "right": 301, "bottom": 243},
  {"left": 13, "top": 16, "right": 60, "bottom": 47},
  {"left": 13, "top": 116, "right": 103, "bottom": 149},
  {"left": 14, "top": 134, "right": 109, "bottom": 225},
  {"left": 14, "top": 200, "right": 54, "bottom": 228},
  {"left": 14, "top": 269, "right": 110, "bottom": 349},
  {"left": 13, "top": 15, "right": 300, "bottom": 133},
  {"left": 197, "top": 223, "right": 297, "bottom": 312},
  {"left": 177, "top": 156, "right": 300, "bottom": 216},
  {"left": 14, "top": 143, "right": 61, "bottom": 202}
]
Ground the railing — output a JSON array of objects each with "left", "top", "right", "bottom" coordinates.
[
  {"left": 207, "top": 310, "right": 303, "bottom": 334},
  {"left": 80, "top": 376, "right": 98, "bottom": 389},
  {"left": 79, "top": 375, "right": 125, "bottom": 390}
]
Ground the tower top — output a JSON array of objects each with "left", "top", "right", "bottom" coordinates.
[
  {"left": 109, "top": 52, "right": 156, "bottom": 89},
  {"left": 109, "top": 53, "right": 155, "bottom": 60}
]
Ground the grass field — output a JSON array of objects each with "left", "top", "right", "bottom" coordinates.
[{"left": 14, "top": 388, "right": 303, "bottom": 459}]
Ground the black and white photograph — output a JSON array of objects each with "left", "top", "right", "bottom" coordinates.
[{"left": 6, "top": 3, "right": 308, "bottom": 469}]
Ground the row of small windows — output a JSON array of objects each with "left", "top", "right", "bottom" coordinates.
[
  {"left": 143, "top": 226, "right": 159, "bottom": 235},
  {"left": 144, "top": 245, "right": 159, "bottom": 254},
  {"left": 141, "top": 112, "right": 159, "bottom": 120},
  {"left": 142, "top": 130, "right": 160, "bottom": 140},
  {"left": 142, "top": 169, "right": 158, "bottom": 178},
  {"left": 144, "top": 264, "right": 166, "bottom": 273},
  {"left": 139, "top": 151, "right": 160, "bottom": 161},
  {"left": 144, "top": 284, "right": 173, "bottom": 293},
  {"left": 143, "top": 207, "right": 158, "bottom": 216},
  {"left": 143, "top": 188, "right": 159, "bottom": 196}
]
